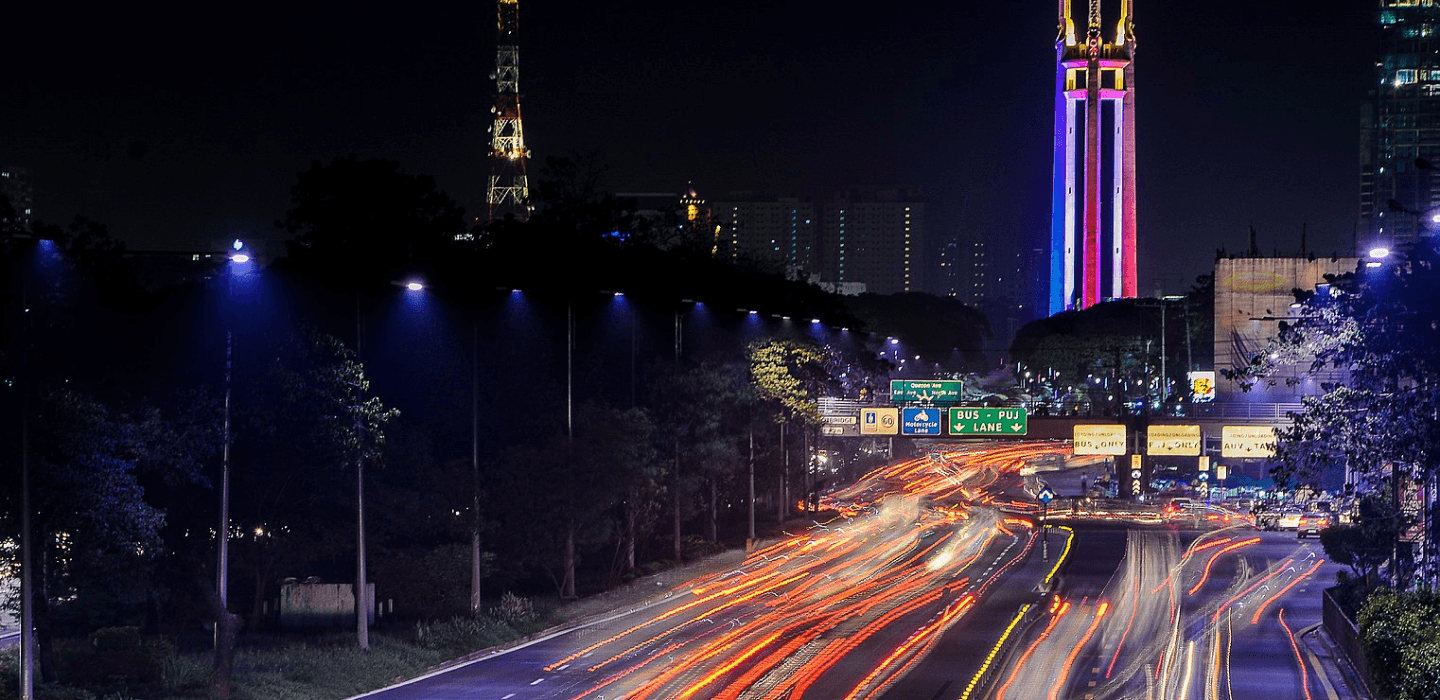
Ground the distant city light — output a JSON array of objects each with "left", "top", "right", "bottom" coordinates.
[
  {"left": 613, "top": 291, "right": 624, "bottom": 297},
  {"left": 232, "top": 239, "right": 244, "bottom": 251},
  {"left": 1369, "top": 246, "right": 1391, "bottom": 259},
  {"left": 811, "top": 318, "right": 821, "bottom": 323},
  {"left": 230, "top": 253, "right": 250, "bottom": 264},
  {"left": 405, "top": 281, "right": 424, "bottom": 291}
]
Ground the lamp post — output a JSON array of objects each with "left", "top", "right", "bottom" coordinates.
[
  {"left": 349, "top": 278, "right": 423, "bottom": 649},
  {"left": 217, "top": 240, "right": 249, "bottom": 646},
  {"left": 17, "top": 237, "right": 35, "bottom": 700}
]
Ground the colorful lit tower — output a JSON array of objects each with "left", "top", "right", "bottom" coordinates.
[
  {"left": 487, "top": 0, "right": 530, "bottom": 221},
  {"left": 1049, "top": 0, "right": 1137, "bottom": 314}
]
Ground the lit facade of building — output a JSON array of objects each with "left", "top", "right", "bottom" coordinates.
[
  {"left": 711, "top": 195, "right": 816, "bottom": 279},
  {"left": 2, "top": 166, "right": 33, "bottom": 227},
  {"left": 1359, "top": 1, "right": 1440, "bottom": 248},
  {"left": 1049, "top": 0, "right": 1138, "bottom": 314},
  {"left": 820, "top": 187, "right": 925, "bottom": 296}
]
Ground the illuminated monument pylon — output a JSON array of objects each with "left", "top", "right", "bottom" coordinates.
[
  {"left": 1049, "top": 0, "right": 1137, "bottom": 314},
  {"left": 487, "top": 0, "right": 531, "bottom": 222}
]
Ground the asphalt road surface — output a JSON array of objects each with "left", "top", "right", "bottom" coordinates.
[{"left": 354, "top": 443, "right": 1340, "bottom": 700}]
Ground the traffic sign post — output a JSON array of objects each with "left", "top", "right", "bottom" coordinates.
[
  {"left": 948, "top": 407, "right": 1028, "bottom": 436},
  {"left": 1037, "top": 486, "right": 1055, "bottom": 562}
]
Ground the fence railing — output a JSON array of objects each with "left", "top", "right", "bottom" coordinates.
[{"left": 1323, "top": 587, "right": 1378, "bottom": 699}]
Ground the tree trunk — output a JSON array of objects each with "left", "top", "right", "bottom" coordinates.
[
  {"left": 673, "top": 445, "right": 682, "bottom": 561},
  {"left": 778, "top": 422, "right": 788, "bottom": 523},
  {"left": 562, "top": 525, "right": 577, "bottom": 599},
  {"left": 709, "top": 479, "right": 718, "bottom": 543},
  {"left": 199, "top": 576, "right": 242, "bottom": 699},
  {"left": 34, "top": 570, "right": 55, "bottom": 684},
  {"left": 625, "top": 501, "right": 637, "bottom": 572}
]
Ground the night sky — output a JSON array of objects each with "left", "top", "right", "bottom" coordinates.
[{"left": 5, "top": 1, "right": 1374, "bottom": 294}]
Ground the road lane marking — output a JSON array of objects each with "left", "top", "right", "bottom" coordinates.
[
  {"left": 502, "top": 695, "right": 515, "bottom": 699},
  {"left": 530, "top": 678, "right": 545, "bottom": 685},
  {"left": 558, "top": 664, "right": 569, "bottom": 670}
]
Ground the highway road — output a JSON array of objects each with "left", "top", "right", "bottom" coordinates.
[{"left": 355, "top": 442, "right": 1341, "bottom": 700}]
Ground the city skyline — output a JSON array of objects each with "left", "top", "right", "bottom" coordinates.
[{"left": 3, "top": 1, "right": 1372, "bottom": 295}]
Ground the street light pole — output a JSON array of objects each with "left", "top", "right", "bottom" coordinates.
[
  {"left": 672, "top": 308, "right": 682, "bottom": 561},
  {"left": 353, "top": 288, "right": 369, "bottom": 651},
  {"left": 19, "top": 252, "right": 34, "bottom": 700},
  {"left": 216, "top": 240, "right": 245, "bottom": 648},
  {"left": 470, "top": 320, "right": 482, "bottom": 615}
]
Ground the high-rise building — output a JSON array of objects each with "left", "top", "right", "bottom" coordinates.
[
  {"left": 1360, "top": 2, "right": 1440, "bottom": 248},
  {"left": 820, "top": 186, "right": 925, "bottom": 295},
  {"left": 711, "top": 194, "right": 816, "bottom": 279},
  {"left": 1049, "top": 0, "right": 1138, "bottom": 314},
  {"left": 1, "top": 166, "right": 34, "bottom": 228}
]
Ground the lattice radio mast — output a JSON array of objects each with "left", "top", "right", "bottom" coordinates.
[{"left": 487, "top": 0, "right": 530, "bottom": 221}]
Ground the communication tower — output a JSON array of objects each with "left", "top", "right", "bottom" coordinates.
[{"left": 487, "top": 0, "right": 530, "bottom": 221}]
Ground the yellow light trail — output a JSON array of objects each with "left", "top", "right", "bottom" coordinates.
[
  {"left": 959, "top": 603, "right": 1032, "bottom": 700},
  {"left": 996, "top": 601, "right": 1070, "bottom": 700}
]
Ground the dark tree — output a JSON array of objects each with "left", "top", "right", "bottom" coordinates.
[{"left": 281, "top": 156, "right": 468, "bottom": 289}]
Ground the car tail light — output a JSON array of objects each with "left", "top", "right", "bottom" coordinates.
[{"left": 1297, "top": 518, "right": 1307, "bottom": 526}]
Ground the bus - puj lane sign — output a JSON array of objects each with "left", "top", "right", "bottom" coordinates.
[{"left": 947, "top": 407, "right": 1028, "bottom": 435}]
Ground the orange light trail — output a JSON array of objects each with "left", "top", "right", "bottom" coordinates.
[
  {"left": 1279, "top": 608, "right": 1314, "bottom": 700},
  {"left": 1106, "top": 563, "right": 1141, "bottom": 678},
  {"left": 996, "top": 601, "right": 1070, "bottom": 700},
  {"left": 1250, "top": 559, "right": 1326, "bottom": 625},
  {"left": 1187, "top": 537, "right": 1260, "bottom": 595},
  {"left": 1213, "top": 557, "right": 1293, "bottom": 624},
  {"left": 1047, "top": 602, "right": 1108, "bottom": 700},
  {"left": 842, "top": 595, "right": 976, "bottom": 700}
]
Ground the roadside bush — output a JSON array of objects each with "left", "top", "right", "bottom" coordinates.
[
  {"left": 1359, "top": 589, "right": 1440, "bottom": 699},
  {"left": 413, "top": 616, "right": 518, "bottom": 656},
  {"left": 494, "top": 592, "right": 537, "bottom": 626},
  {"left": 53, "top": 627, "right": 167, "bottom": 688},
  {"left": 680, "top": 535, "right": 722, "bottom": 560}
]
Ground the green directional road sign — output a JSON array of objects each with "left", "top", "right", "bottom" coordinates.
[
  {"left": 947, "top": 407, "right": 1028, "bottom": 435},
  {"left": 890, "top": 380, "right": 963, "bottom": 403}
]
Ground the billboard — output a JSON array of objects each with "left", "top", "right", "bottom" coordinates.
[
  {"left": 1147, "top": 425, "right": 1201, "bottom": 456},
  {"left": 1189, "top": 371, "right": 1216, "bottom": 403},
  {"left": 1220, "top": 426, "right": 1277, "bottom": 458},
  {"left": 1074, "top": 425, "right": 1127, "bottom": 455},
  {"left": 860, "top": 407, "right": 899, "bottom": 435}
]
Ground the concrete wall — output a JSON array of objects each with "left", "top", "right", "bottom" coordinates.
[
  {"left": 1213, "top": 257, "right": 1357, "bottom": 402},
  {"left": 279, "top": 583, "right": 374, "bottom": 629}
]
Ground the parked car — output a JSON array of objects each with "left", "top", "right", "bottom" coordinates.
[{"left": 1296, "top": 513, "right": 1331, "bottom": 538}]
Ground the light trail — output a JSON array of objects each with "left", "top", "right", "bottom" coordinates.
[
  {"left": 995, "top": 601, "right": 1070, "bottom": 700},
  {"left": 959, "top": 603, "right": 1033, "bottom": 700},
  {"left": 1250, "top": 559, "right": 1326, "bottom": 625},
  {"left": 1279, "top": 609, "right": 1313, "bottom": 700},
  {"left": 1187, "top": 538, "right": 1260, "bottom": 595},
  {"left": 1047, "top": 602, "right": 1108, "bottom": 700}
]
